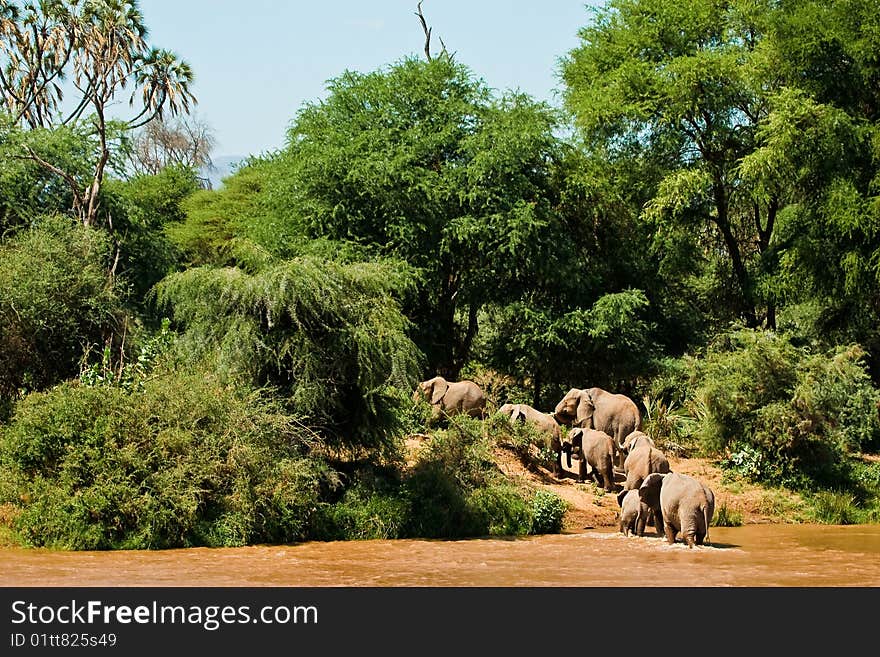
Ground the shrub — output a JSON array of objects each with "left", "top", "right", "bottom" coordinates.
[
  {"left": 314, "top": 483, "right": 411, "bottom": 541},
  {"left": 0, "top": 367, "right": 332, "bottom": 550},
  {"left": 401, "top": 416, "right": 550, "bottom": 538},
  {"left": 530, "top": 490, "right": 568, "bottom": 534},
  {"left": 712, "top": 502, "right": 743, "bottom": 527},
  {"left": 684, "top": 329, "right": 880, "bottom": 488},
  {"left": 0, "top": 216, "right": 126, "bottom": 402},
  {"left": 809, "top": 491, "right": 861, "bottom": 525}
]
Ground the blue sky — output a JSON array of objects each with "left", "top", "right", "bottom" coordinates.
[{"left": 137, "top": 1, "right": 601, "bottom": 160}]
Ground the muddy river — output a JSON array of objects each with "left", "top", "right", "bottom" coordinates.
[{"left": 3, "top": 524, "right": 880, "bottom": 587}]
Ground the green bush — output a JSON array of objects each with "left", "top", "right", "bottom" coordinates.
[
  {"left": 314, "top": 484, "right": 411, "bottom": 541},
  {"left": 0, "top": 216, "right": 127, "bottom": 402},
  {"left": 530, "top": 490, "right": 568, "bottom": 534},
  {"left": 0, "top": 367, "right": 332, "bottom": 549},
  {"left": 809, "top": 491, "right": 861, "bottom": 525},
  {"left": 712, "top": 502, "right": 743, "bottom": 527},
  {"left": 154, "top": 254, "right": 423, "bottom": 455},
  {"left": 685, "top": 329, "right": 880, "bottom": 488},
  {"left": 401, "top": 416, "right": 547, "bottom": 538}
]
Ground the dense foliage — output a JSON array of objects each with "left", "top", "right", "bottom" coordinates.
[
  {"left": 656, "top": 330, "right": 880, "bottom": 488},
  {"left": 0, "top": 368, "right": 331, "bottom": 549},
  {"left": 154, "top": 253, "right": 424, "bottom": 455},
  {"left": 2, "top": 0, "right": 880, "bottom": 549},
  {"left": 0, "top": 217, "right": 126, "bottom": 405}
]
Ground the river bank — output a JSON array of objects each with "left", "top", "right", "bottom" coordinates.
[{"left": 485, "top": 442, "right": 808, "bottom": 531}]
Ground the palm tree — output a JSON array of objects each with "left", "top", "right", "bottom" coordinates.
[
  {"left": 2, "top": 0, "right": 200, "bottom": 227},
  {"left": 128, "top": 47, "right": 196, "bottom": 129}
]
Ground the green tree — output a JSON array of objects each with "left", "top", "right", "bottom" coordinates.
[
  {"left": 0, "top": 0, "right": 196, "bottom": 226},
  {"left": 563, "top": 0, "right": 782, "bottom": 329},
  {"left": 0, "top": 215, "right": 126, "bottom": 403},
  {"left": 264, "top": 57, "right": 568, "bottom": 379},
  {"left": 737, "top": 0, "right": 880, "bottom": 375},
  {"left": 154, "top": 252, "right": 423, "bottom": 455}
]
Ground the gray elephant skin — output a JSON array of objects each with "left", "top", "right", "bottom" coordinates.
[
  {"left": 622, "top": 435, "right": 670, "bottom": 492},
  {"left": 413, "top": 376, "right": 486, "bottom": 423},
  {"left": 562, "top": 427, "right": 619, "bottom": 492},
  {"left": 639, "top": 472, "right": 716, "bottom": 548},
  {"left": 499, "top": 403, "right": 563, "bottom": 476},
  {"left": 621, "top": 430, "right": 654, "bottom": 452},
  {"left": 553, "top": 387, "right": 642, "bottom": 470},
  {"left": 616, "top": 488, "right": 654, "bottom": 537}
]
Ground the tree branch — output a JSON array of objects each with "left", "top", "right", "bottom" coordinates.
[
  {"left": 415, "top": 1, "right": 432, "bottom": 61},
  {"left": 18, "top": 145, "right": 84, "bottom": 214}
]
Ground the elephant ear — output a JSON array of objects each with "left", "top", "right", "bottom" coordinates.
[
  {"left": 616, "top": 489, "right": 629, "bottom": 508},
  {"left": 639, "top": 472, "right": 666, "bottom": 509},
  {"left": 430, "top": 377, "right": 449, "bottom": 405},
  {"left": 567, "top": 427, "right": 583, "bottom": 448},
  {"left": 513, "top": 405, "right": 527, "bottom": 423},
  {"left": 622, "top": 431, "right": 636, "bottom": 452},
  {"left": 575, "top": 391, "right": 594, "bottom": 427}
]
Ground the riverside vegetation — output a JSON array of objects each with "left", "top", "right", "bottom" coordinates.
[{"left": 1, "top": 0, "right": 880, "bottom": 550}]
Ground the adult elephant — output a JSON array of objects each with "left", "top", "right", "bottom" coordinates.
[
  {"left": 561, "top": 427, "right": 619, "bottom": 492},
  {"left": 639, "top": 472, "right": 716, "bottom": 548},
  {"left": 499, "top": 403, "right": 563, "bottom": 477},
  {"left": 413, "top": 376, "right": 486, "bottom": 424},
  {"left": 552, "top": 388, "right": 642, "bottom": 470},
  {"left": 622, "top": 436, "right": 670, "bottom": 492}
]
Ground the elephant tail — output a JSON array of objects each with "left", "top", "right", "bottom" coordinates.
[{"left": 703, "top": 503, "right": 711, "bottom": 545}]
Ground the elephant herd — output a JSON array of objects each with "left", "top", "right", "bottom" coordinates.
[{"left": 413, "top": 376, "right": 716, "bottom": 548}]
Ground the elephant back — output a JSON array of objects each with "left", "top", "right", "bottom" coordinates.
[{"left": 646, "top": 447, "right": 670, "bottom": 475}]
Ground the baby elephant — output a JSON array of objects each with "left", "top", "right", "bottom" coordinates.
[
  {"left": 639, "top": 472, "right": 715, "bottom": 548},
  {"left": 562, "top": 427, "right": 619, "bottom": 492},
  {"left": 499, "top": 403, "right": 563, "bottom": 476},
  {"left": 617, "top": 487, "right": 663, "bottom": 537},
  {"left": 617, "top": 489, "right": 644, "bottom": 537},
  {"left": 621, "top": 430, "right": 655, "bottom": 453}
]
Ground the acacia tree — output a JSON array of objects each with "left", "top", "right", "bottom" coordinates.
[
  {"left": 738, "top": 0, "right": 880, "bottom": 372},
  {"left": 0, "top": 0, "right": 196, "bottom": 226},
  {"left": 267, "top": 57, "right": 568, "bottom": 379}
]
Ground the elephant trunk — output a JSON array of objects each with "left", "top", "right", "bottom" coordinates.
[{"left": 561, "top": 442, "right": 573, "bottom": 469}]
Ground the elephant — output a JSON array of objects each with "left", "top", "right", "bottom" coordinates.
[
  {"left": 622, "top": 440, "right": 670, "bottom": 492},
  {"left": 639, "top": 472, "right": 716, "bottom": 548},
  {"left": 413, "top": 376, "right": 486, "bottom": 424},
  {"left": 621, "top": 430, "right": 655, "bottom": 454},
  {"left": 553, "top": 387, "right": 642, "bottom": 471},
  {"left": 499, "top": 403, "right": 563, "bottom": 476},
  {"left": 616, "top": 488, "right": 653, "bottom": 537},
  {"left": 561, "top": 427, "right": 619, "bottom": 492},
  {"left": 617, "top": 488, "right": 638, "bottom": 536}
]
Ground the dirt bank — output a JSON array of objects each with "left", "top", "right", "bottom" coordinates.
[{"left": 487, "top": 443, "right": 805, "bottom": 532}]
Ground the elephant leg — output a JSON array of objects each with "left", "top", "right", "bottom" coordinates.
[
  {"left": 653, "top": 509, "right": 664, "bottom": 536},
  {"left": 553, "top": 450, "right": 563, "bottom": 477},
  {"left": 577, "top": 459, "right": 588, "bottom": 483},
  {"left": 635, "top": 513, "right": 646, "bottom": 537},
  {"left": 603, "top": 469, "right": 616, "bottom": 492},
  {"left": 664, "top": 522, "right": 677, "bottom": 545}
]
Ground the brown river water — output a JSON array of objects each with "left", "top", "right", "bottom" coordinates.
[{"left": 3, "top": 524, "right": 880, "bottom": 587}]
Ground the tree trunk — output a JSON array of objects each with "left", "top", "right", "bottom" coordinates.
[{"left": 712, "top": 178, "right": 758, "bottom": 327}]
